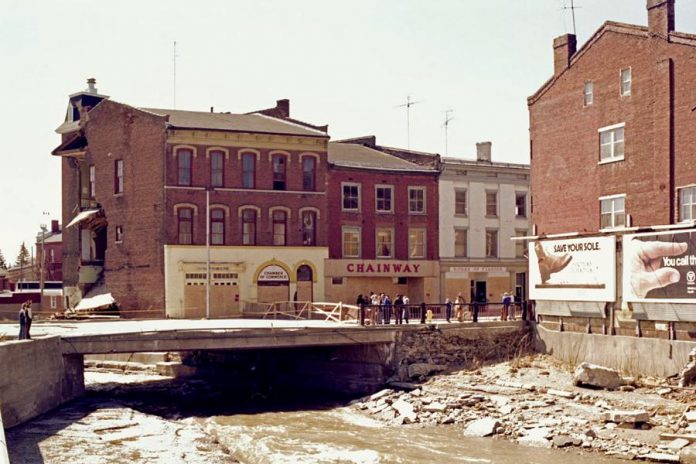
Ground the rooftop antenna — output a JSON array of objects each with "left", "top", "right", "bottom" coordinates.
[
  {"left": 173, "top": 41, "right": 178, "bottom": 109},
  {"left": 395, "top": 95, "right": 422, "bottom": 150},
  {"left": 561, "top": 0, "right": 581, "bottom": 36},
  {"left": 442, "top": 109, "right": 454, "bottom": 156}
]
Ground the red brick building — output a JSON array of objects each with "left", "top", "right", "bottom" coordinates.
[
  {"left": 35, "top": 220, "right": 62, "bottom": 282},
  {"left": 53, "top": 80, "right": 330, "bottom": 316},
  {"left": 528, "top": 0, "right": 696, "bottom": 235},
  {"left": 324, "top": 141, "right": 441, "bottom": 303}
]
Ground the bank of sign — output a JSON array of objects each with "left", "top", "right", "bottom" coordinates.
[
  {"left": 529, "top": 236, "right": 615, "bottom": 302},
  {"left": 623, "top": 229, "right": 696, "bottom": 303}
]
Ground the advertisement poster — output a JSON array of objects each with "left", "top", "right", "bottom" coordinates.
[
  {"left": 623, "top": 229, "right": 696, "bottom": 303},
  {"left": 529, "top": 236, "right": 616, "bottom": 302}
]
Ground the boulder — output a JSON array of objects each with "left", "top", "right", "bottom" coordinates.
[
  {"left": 407, "top": 363, "right": 446, "bottom": 379},
  {"left": 600, "top": 410, "right": 649, "bottom": 424},
  {"left": 680, "top": 443, "right": 696, "bottom": 464},
  {"left": 573, "top": 362, "right": 625, "bottom": 390},
  {"left": 552, "top": 435, "right": 575, "bottom": 448},
  {"left": 391, "top": 399, "right": 417, "bottom": 423},
  {"left": 464, "top": 418, "right": 500, "bottom": 437}
]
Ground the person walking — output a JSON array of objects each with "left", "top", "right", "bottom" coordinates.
[
  {"left": 18, "top": 303, "right": 27, "bottom": 340},
  {"left": 402, "top": 295, "right": 410, "bottom": 324},
  {"left": 25, "top": 300, "right": 33, "bottom": 339},
  {"left": 455, "top": 293, "right": 465, "bottom": 322},
  {"left": 394, "top": 294, "right": 403, "bottom": 324},
  {"left": 502, "top": 292, "right": 511, "bottom": 321},
  {"left": 445, "top": 298, "right": 453, "bottom": 322}
]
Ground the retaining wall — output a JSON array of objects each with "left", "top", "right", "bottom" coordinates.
[{"left": 0, "top": 337, "right": 84, "bottom": 428}]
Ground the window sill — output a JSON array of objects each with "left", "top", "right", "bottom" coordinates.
[
  {"left": 598, "top": 157, "right": 624, "bottom": 165},
  {"left": 515, "top": 215, "right": 527, "bottom": 219},
  {"left": 376, "top": 210, "right": 394, "bottom": 215},
  {"left": 114, "top": 193, "right": 124, "bottom": 198},
  {"left": 408, "top": 211, "right": 427, "bottom": 215},
  {"left": 341, "top": 209, "right": 361, "bottom": 213},
  {"left": 454, "top": 214, "right": 468, "bottom": 218},
  {"left": 485, "top": 215, "right": 498, "bottom": 219}
]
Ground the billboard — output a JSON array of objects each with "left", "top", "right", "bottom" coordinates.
[
  {"left": 623, "top": 229, "right": 696, "bottom": 303},
  {"left": 529, "top": 237, "right": 616, "bottom": 302}
]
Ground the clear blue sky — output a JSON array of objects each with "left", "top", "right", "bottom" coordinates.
[{"left": 1, "top": 0, "right": 695, "bottom": 264}]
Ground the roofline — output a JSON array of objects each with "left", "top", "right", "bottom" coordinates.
[
  {"left": 443, "top": 156, "right": 529, "bottom": 169},
  {"left": 164, "top": 123, "right": 329, "bottom": 139},
  {"left": 327, "top": 163, "right": 439, "bottom": 175}
]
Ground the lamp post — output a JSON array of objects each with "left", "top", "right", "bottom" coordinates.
[{"left": 39, "top": 223, "right": 47, "bottom": 310}]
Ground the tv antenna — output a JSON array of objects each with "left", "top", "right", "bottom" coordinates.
[
  {"left": 173, "top": 41, "right": 178, "bottom": 108},
  {"left": 395, "top": 95, "right": 422, "bottom": 150},
  {"left": 561, "top": 0, "right": 581, "bottom": 36},
  {"left": 442, "top": 109, "right": 454, "bottom": 156}
]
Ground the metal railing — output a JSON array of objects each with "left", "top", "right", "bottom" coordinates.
[{"left": 242, "top": 301, "right": 359, "bottom": 323}]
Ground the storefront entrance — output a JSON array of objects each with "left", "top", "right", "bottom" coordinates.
[
  {"left": 257, "top": 264, "right": 290, "bottom": 303},
  {"left": 296, "top": 265, "right": 313, "bottom": 302}
]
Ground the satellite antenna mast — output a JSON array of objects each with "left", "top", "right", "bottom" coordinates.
[
  {"left": 173, "top": 41, "right": 178, "bottom": 109},
  {"left": 442, "top": 109, "right": 454, "bottom": 156},
  {"left": 561, "top": 0, "right": 581, "bottom": 36},
  {"left": 396, "top": 95, "right": 422, "bottom": 150}
]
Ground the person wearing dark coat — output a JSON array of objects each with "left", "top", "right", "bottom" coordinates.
[{"left": 18, "top": 303, "right": 27, "bottom": 340}]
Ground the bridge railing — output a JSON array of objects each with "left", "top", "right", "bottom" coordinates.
[{"left": 241, "top": 301, "right": 360, "bottom": 322}]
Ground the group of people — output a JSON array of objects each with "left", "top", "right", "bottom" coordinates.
[
  {"left": 18, "top": 300, "right": 33, "bottom": 340},
  {"left": 356, "top": 292, "right": 412, "bottom": 325},
  {"left": 442, "top": 293, "right": 470, "bottom": 323}
]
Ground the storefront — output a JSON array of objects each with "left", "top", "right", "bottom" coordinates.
[
  {"left": 441, "top": 264, "right": 527, "bottom": 304},
  {"left": 324, "top": 259, "right": 440, "bottom": 304}
]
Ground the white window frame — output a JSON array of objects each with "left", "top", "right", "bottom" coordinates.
[
  {"left": 408, "top": 187, "right": 426, "bottom": 214},
  {"left": 342, "top": 226, "right": 361, "bottom": 258},
  {"left": 515, "top": 192, "right": 527, "bottom": 218},
  {"left": 515, "top": 229, "right": 528, "bottom": 258},
  {"left": 598, "top": 122, "right": 625, "bottom": 164},
  {"left": 454, "top": 228, "right": 467, "bottom": 258},
  {"left": 376, "top": 227, "right": 394, "bottom": 258},
  {"left": 375, "top": 185, "right": 394, "bottom": 213},
  {"left": 679, "top": 185, "right": 696, "bottom": 222},
  {"left": 341, "top": 182, "right": 361, "bottom": 212},
  {"left": 485, "top": 190, "right": 498, "bottom": 217},
  {"left": 584, "top": 81, "right": 593, "bottom": 106},
  {"left": 115, "top": 225, "right": 123, "bottom": 243},
  {"left": 599, "top": 194, "right": 626, "bottom": 230},
  {"left": 408, "top": 228, "right": 426, "bottom": 259},
  {"left": 485, "top": 229, "right": 498, "bottom": 258},
  {"left": 454, "top": 189, "right": 467, "bottom": 216},
  {"left": 620, "top": 67, "right": 631, "bottom": 96},
  {"left": 50, "top": 296, "right": 57, "bottom": 309}
]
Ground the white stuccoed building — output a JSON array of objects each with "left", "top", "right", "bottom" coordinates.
[{"left": 439, "top": 142, "right": 530, "bottom": 305}]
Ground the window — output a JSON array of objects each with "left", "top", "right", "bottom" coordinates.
[
  {"left": 376, "top": 228, "right": 393, "bottom": 258},
  {"left": 210, "top": 208, "right": 225, "bottom": 245},
  {"left": 584, "top": 82, "right": 594, "bottom": 106},
  {"left": 115, "top": 226, "right": 123, "bottom": 243},
  {"left": 408, "top": 187, "right": 426, "bottom": 214},
  {"left": 242, "top": 153, "right": 255, "bottom": 188},
  {"left": 342, "top": 227, "right": 361, "bottom": 258},
  {"left": 50, "top": 296, "right": 57, "bottom": 309},
  {"left": 515, "top": 193, "right": 527, "bottom": 218},
  {"left": 272, "top": 155, "right": 286, "bottom": 190},
  {"left": 485, "top": 229, "right": 498, "bottom": 258},
  {"left": 515, "top": 230, "right": 527, "bottom": 258},
  {"left": 376, "top": 186, "right": 393, "bottom": 213},
  {"left": 600, "top": 195, "right": 625, "bottom": 229},
  {"left": 210, "top": 151, "right": 224, "bottom": 188},
  {"left": 50, "top": 249, "right": 55, "bottom": 262},
  {"left": 272, "top": 210, "right": 287, "bottom": 245},
  {"left": 486, "top": 191, "right": 497, "bottom": 217},
  {"left": 114, "top": 160, "right": 124, "bottom": 194},
  {"left": 342, "top": 183, "right": 360, "bottom": 211},
  {"left": 599, "top": 124, "right": 625, "bottom": 162},
  {"left": 301, "top": 210, "right": 316, "bottom": 245},
  {"left": 679, "top": 186, "right": 696, "bottom": 222},
  {"left": 302, "top": 157, "right": 316, "bottom": 191},
  {"left": 454, "top": 229, "right": 467, "bottom": 257},
  {"left": 177, "top": 208, "right": 193, "bottom": 244},
  {"left": 455, "top": 190, "right": 467, "bottom": 215},
  {"left": 178, "top": 149, "right": 192, "bottom": 186},
  {"left": 89, "top": 165, "right": 95, "bottom": 198},
  {"left": 620, "top": 68, "right": 631, "bottom": 96},
  {"left": 408, "top": 229, "right": 426, "bottom": 258},
  {"left": 332, "top": 277, "right": 344, "bottom": 285},
  {"left": 242, "top": 209, "right": 257, "bottom": 245}
]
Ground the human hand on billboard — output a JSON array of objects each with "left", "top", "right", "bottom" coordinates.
[
  {"left": 535, "top": 242, "right": 572, "bottom": 283},
  {"left": 628, "top": 240, "right": 688, "bottom": 298}
]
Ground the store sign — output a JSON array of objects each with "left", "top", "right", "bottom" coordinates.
[
  {"left": 450, "top": 266, "right": 507, "bottom": 273},
  {"left": 623, "top": 229, "right": 696, "bottom": 303},
  {"left": 346, "top": 262, "right": 422, "bottom": 274},
  {"left": 258, "top": 265, "right": 289, "bottom": 282},
  {"left": 529, "top": 236, "right": 615, "bottom": 302}
]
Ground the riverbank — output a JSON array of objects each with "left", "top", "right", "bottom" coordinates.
[{"left": 353, "top": 353, "right": 696, "bottom": 461}]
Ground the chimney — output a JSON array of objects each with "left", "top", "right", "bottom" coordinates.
[
  {"left": 647, "top": 0, "right": 675, "bottom": 38},
  {"left": 476, "top": 142, "right": 492, "bottom": 162},
  {"left": 51, "top": 220, "right": 59, "bottom": 233},
  {"left": 86, "top": 77, "right": 98, "bottom": 94},
  {"left": 275, "top": 99, "right": 290, "bottom": 118},
  {"left": 553, "top": 34, "right": 577, "bottom": 75}
]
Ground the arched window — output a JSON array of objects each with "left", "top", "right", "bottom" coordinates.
[
  {"left": 297, "top": 265, "right": 313, "bottom": 282},
  {"left": 273, "top": 210, "right": 287, "bottom": 245},
  {"left": 242, "top": 209, "right": 257, "bottom": 245},
  {"left": 210, "top": 208, "right": 225, "bottom": 245},
  {"left": 178, "top": 208, "right": 193, "bottom": 244},
  {"left": 302, "top": 156, "right": 316, "bottom": 191},
  {"left": 301, "top": 210, "right": 316, "bottom": 246},
  {"left": 272, "top": 154, "right": 287, "bottom": 190},
  {"left": 178, "top": 149, "right": 192, "bottom": 186},
  {"left": 242, "top": 153, "right": 255, "bottom": 188},
  {"left": 210, "top": 150, "right": 224, "bottom": 187}
]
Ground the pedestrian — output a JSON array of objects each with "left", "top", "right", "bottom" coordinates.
[
  {"left": 455, "top": 293, "right": 465, "bottom": 322},
  {"left": 382, "top": 294, "right": 392, "bottom": 324},
  {"left": 25, "top": 300, "right": 33, "bottom": 339},
  {"left": 502, "top": 292, "right": 511, "bottom": 321},
  {"left": 402, "top": 295, "right": 410, "bottom": 324},
  {"left": 394, "top": 294, "right": 403, "bottom": 324},
  {"left": 420, "top": 302, "right": 427, "bottom": 324},
  {"left": 445, "top": 298, "right": 452, "bottom": 322},
  {"left": 356, "top": 294, "right": 365, "bottom": 326},
  {"left": 370, "top": 292, "right": 379, "bottom": 325},
  {"left": 18, "top": 303, "right": 27, "bottom": 340}
]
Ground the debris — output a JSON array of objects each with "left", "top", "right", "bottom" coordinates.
[
  {"left": 678, "top": 348, "right": 696, "bottom": 387},
  {"left": 573, "top": 362, "right": 625, "bottom": 390},
  {"left": 391, "top": 399, "right": 417, "bottom": 423},
  {"left": 601, "top": 410, "right": 650, "bottom": 424},
  {"left": 464, "top": 418, "right": 500, "bottom": 437},
  {"left": 547, "top": 389, "right": 575, "bottom": 399},
  {"left": 636, "top": 452, "right": 680, "bottom": 463}
]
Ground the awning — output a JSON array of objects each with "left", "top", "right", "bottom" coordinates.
[
  {"left": 75, "top": 293, "right": 115, "bottom": 311},
  {"left": 66, "top": 209, "right": 100, "bottom": 228}
]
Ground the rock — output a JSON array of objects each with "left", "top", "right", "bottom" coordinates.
[
  {"left": 619, "top": 385, "right": 636, "bottom": 392},
  {"left": 553, "top": 435, "right": 575, "bottom": 448},
  {"left": 423, "top": 402, "right": 448, "bottom": 413},
  {"left": 678, "top": 347, "right": 696, "bottom": 387},
  {"left": 500, "top": 405, "right": 513, "bottom": 415},
  {"left": 518, "top": 428, "right": 553, "bottom": 448},
  {"left": 665, "top": 438, "right": 690, "bottom": 451},
  {"left": 573, "top": 362, "right": 625, "bottom": 390},
  {"left": 657, "top": 388, "right": 672, "bottom": 395},
  {"left": 547, "top": 389, "right": 575, "bottom": 398},
  {"left": 369, "top": 389, "right": 392, "bottom": 402},
  {"left": 408, "top": 363, "right": 446, "bottom": 379},
  {"left": 155, "top": 362, "right": 197, "bottom": 378},
  {"left": 464, "top": 418, "right": 500, "bottom": 437},
  {"left": 391, "top": 399, "right": 417, "bottom": 423},
  {"left": 600, "top": 410, "right": 649, "bottom": 424},
  {"left": 685, "top": 411, "right": 696, "bottom": 422},
  {"left": 388, "top": 381, "right": 419, "bottom": 391},
  {"left": 680, "top": 443, "right": 696, "bottom": 464},
  {"left": 636, "top": 452, "right": 680, "bottom": 463}
]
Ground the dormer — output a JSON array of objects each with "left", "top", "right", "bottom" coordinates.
[{"left": 55, "top": 78, "right": 109, "bottom": 135}]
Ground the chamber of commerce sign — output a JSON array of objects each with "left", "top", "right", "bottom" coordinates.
[
  {"left": 258, "top": 265, "right": 289, "bottom": 282},
  {"left": 529, "top": 236, "right": 616, "bottom": 302}
]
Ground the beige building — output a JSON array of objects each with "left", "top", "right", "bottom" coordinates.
[{"left": 439, "top": 142, "right": 530, "bottom": 304}]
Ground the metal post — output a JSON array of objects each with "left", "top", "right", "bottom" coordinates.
[
  {"left": 39, "top": 224, "right": 47, "bottom": 311},
  {"left": 206, "top": 189, "right": 210, "bottom": 320}
]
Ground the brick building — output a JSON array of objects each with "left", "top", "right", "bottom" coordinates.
[
  {"left": 53, "top": 80, "right": 329, "bottom": 316},
  {"left": 528, "top": 0, "right": 696, "bottom": 235},
  {"left": 325, "top": 140, "right": 441, "bottom": 304},
  {"left": 35, "top": 220, "right": 62, "bottom": 282}
]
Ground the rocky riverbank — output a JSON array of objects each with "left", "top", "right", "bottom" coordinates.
[{"left": 352, "top": 353, "right": 696, "bottom": 462}]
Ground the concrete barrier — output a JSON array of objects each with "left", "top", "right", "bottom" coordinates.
[
  {"left": 0, "top": 337, "right": 84, "bottom": 429},
  {"left": 0, "top": 405, "right": 8, "bottom": 464},
  {"left": 533, "top": 323, "right": 696, "bottom": 377}
]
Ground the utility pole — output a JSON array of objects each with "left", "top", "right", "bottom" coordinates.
[
  {"left": 396, "top": 95, "right": 422, "bottom": 150},
  {"left": 39, "top": 223, "right": 47, "bottom": 311},
  {"left": 442, "top": 110, "right": 454, "bottom": 156},
  {"left": 206, "top": 188, "right": 210, "bottom": 320}
]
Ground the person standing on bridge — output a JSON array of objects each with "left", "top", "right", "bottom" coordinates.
[
  {"left": 25, "top": 300, "right": 33, "bottom": 339},
  {"left": 18, "top": 303, "right": 27, "bottom": 340}
]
